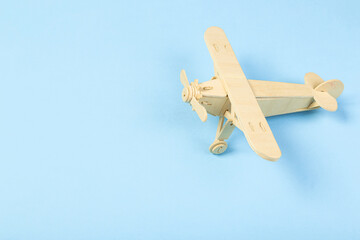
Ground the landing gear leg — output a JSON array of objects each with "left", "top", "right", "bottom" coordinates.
[{"left": 209, "top": 116, "right": 236, "bottom": 154}]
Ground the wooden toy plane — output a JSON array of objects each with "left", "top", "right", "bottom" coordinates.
[{"left": 181, "top": 26, "right": 344, "bottom": 161}]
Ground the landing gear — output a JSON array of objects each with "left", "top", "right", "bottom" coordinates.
[
  {"left": 209, "top": 115, "right": 236, "bottom": 155},
  {"left": 209, "top": 140, "right": 228, "bottom": 154}
]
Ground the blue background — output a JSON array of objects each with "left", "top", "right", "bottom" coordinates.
[{"left": 0, "top": 0, "right": 359, "bottom": 239}]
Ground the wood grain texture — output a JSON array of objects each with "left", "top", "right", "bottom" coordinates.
[
  {"left": 249, "top": 80, "right": 313, "bottom": 98},
  {"left": 204, "top": 27, "right": 281, "bottom": 161},
  {"left": 315, "top": 79, "right": 344, "bottom": 98}
]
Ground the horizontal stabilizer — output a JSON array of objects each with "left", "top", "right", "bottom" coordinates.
[{"left": 304, "top": 72, "right": 344, "bottom": 112}]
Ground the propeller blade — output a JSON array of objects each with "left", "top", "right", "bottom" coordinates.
[
  {"left": 190, "top": 98, "right": 207, "bottom": 122},
  {"left": 180, "top": 69, "right": 190, "bottom": 87},
  {"left": 313, "top": 91, "right": 338, "bottom": 112}
]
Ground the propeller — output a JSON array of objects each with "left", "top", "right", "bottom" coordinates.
[
  {"left": 180, "top": 70, "right": 207, "bottom": 122},
  {"left": 305, "top": 72, "right": 344, "bottom": 112}
]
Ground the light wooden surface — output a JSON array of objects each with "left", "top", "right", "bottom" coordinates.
[
  {"left": 257, "top": 97, "right": 314, "bottom": 117},
  {"left": 305, "top": 72, "right": 324, "bottom": 89},
  {"left": 249, "top": 80, "right": 313, "bottom": 97},
  {"left": 304, "top": 72, "right": 343, "bottom": 112},
  {"left": 315, "top": 79, "right": 344, "bottom": 98},
  {"left": 313, "top": 91, "right": 338, "bottom": 111},
  {"left": 180, "top": 70, "right": 208, "bottom": 122},
  {"left": 204, "top": 26, "right": 281, "bottom": 161}
]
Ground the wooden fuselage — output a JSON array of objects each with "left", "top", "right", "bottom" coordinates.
[{"left": 198, "top": 78, "right": 319, "bottom": 117}]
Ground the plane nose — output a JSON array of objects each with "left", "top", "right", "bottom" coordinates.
[{"left": 182, "top": 87, "right": 192, "bottom": 102}]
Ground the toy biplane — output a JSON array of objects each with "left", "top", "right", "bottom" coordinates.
[{"left": 180, "top": 26, "right": 344, "bottom": 161}]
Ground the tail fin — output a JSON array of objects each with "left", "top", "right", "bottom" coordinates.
[{"left": 305, "top": 72, "right": 344, "bottom": 112}]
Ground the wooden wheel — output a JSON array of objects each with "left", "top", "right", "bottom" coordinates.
[{"left": 209, "top": 140, "right": 228, "bottom": 154}]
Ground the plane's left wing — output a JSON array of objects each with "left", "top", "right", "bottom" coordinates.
[{"left": 204, "top": 27, "right": 281, "bottom": 161}]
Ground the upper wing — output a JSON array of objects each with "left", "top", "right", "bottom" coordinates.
[{"left": 204, "top": 27, "right": 281, "bottom": 161}]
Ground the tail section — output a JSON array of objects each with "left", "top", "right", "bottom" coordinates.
[{"left": 305, "top": 73, "right": 344, "bottom": 112}]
